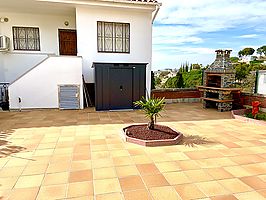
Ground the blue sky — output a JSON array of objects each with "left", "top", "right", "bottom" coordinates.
[{"left": 152, "top": 0, "right": 266, "bottom": 70}]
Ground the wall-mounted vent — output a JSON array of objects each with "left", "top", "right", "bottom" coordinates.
[
  {"left": 58, "top": 85, "right": 80, "bottom": 110},
  {"left": 0, "top": 35, "right": 10, "bottom": 52}
]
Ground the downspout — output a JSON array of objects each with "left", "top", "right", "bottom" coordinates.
[{"left": 152, "top": 3, "right": 161, "bottom": 24}]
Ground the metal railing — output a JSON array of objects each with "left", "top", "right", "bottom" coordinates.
[{"left": 0, "top": 83, "right": 9, "bottom": 110}]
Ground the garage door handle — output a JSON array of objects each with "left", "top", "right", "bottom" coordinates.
[{"left": 120, "top": 85, "right": 123, "bottom": 91}]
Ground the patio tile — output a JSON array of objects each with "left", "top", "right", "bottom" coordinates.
[
  {"left": 113, "top": 156, "right": 134, "bottom": 166},
  {"left": 92, "top": 158, "right": 114, "bottom": 168},
  {"left": 119, "top": 175, "right": 146, "bottom": 191},
  {"left": 46, "top": 161, "right": 70, "bottom": 173},
  {"left": 204, "top": 168, "right": 234, "bottom": 180},
  {"left": 0, "top": 166, "right": 25, "bottom": 177},
  {"left": 94, "top": 178, "right": 121, "bottom": 195},
  {"left": 22, "top": 164, "right": 48, "bottom": 175},
  {"left": 176, "top": 160, "right": 200, "bottom": 170},
  {"left": 93, "top": 167, "right": 117, "bottom": 179},
  {"left": 163, "top": 171, "right": 191, "bottom": 185},
  {"left": 184, "top": 169, "right": 214, "bottom": 183},
  {"left": 224, "top": 166, "right": 253, "bottom": 177},
  {"left": 124, "top": 189, "right": 152, "bottom": 200},
  {"left": 234, "top": 191, "right": 265, "bottom": 200},
  {"left": 0, "top": 177, "right": 19, "bottom": 190},
  {"left": 36, "top": 184, "right": 67, "bottom": 200},
  {"left": 8, "top": 187, "right": 39, "bottom": 200},
  {"left": 211, "top": 195, "right": 238, "bottom": 200},
  {"left": 136, "top": 163, "right": 160, "bottom": 175},
  {"left": 155, "top": 161, "right": 181, "bottom": 173},
  {"left": 96, "top": 192, "right": 124, "bottom": 200},
  {"left": 43, "top": 172, "right": 69, "bottom": 185},
  {"left": 195, "top": 181, "right": 230, "bottom": 197},
  {"left": 71, "top": 160, "right": 92, "bottom": 171},
  {"left": 15, "top": 174, "right": 44, "bottom": 188},
  {"left": 174, "top": 183, "right": 206, "bottom": 199},
  {"left": 69, "top": 170, "right": 93, "bottom": 183},
  {"left": 149, "top": 186, "right": 181, "bottom": 200},
  {"left": 142, "top": 174, "right": 169, "bottom": 188},
  {"left": 67, "top": 181, "right": 94, "bottom": 198},
  {"left": 218, "top": 178, "right": 253, "bottom": 193},
  {"left": 116, "top": 165, "right": 139, "bottom": 177},
  {"left": 132, "top": 155, "right": 153, "bottom": 164},
  {"left": 240, "top": 176, "right": 266, "bottom": 190}
]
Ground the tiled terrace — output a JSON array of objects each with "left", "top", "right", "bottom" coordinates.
[{"left": 0, "top": 103, "right": 265, "bottom": 200}]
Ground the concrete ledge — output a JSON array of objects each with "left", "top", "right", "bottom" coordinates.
[
  {"left": 231, "top": 109, "right": 266, "bottom": 126},
  {"left": 121, "top": 124, "right": 183, "bottom": 147}
]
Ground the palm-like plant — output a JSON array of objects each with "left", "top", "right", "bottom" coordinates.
[{"left": 134, "top": 97, "right": 165, "bottom": 130}]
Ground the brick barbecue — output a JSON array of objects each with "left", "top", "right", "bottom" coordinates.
[{"left": 197, "top": 50, "right": 241, "bottom": 112}]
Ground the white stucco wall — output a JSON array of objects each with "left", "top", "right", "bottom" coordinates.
[
  {"left": 258, "top": 71, "right": 266, "bottom": 94},
  {"left": 0, "top": 12, "right": 76, "bottom": 82},
  {"left": 76, "top": 6, "right": 153, "bottom": 93},
  {"left": 9, "top": 56, "right": 83, "bottom": 109}
]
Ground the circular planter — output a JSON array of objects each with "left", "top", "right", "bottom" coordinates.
[{"left": 121, "top": 124, "right": 183, "bottom": 147}]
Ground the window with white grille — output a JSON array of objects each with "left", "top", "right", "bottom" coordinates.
[
  {"left": 13, "top": 27, "right": 40, "bottom": 51},
  {"left": 97, "top": 21, "right": 130, "bottom": 53}
]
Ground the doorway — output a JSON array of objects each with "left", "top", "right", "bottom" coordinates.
[{"left": 58, "top": 29, "right": 77, "bottom": 56}]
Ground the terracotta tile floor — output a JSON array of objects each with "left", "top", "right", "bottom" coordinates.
[{"left": 0, "top": 103, "right": 265, "bottom": 200}]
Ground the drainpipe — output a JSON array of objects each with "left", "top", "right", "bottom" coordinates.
[{"left": 152, "top": 3, "right": 161, "bottom": 24}]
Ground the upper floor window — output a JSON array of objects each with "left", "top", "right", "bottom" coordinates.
[
  {"left": 12, "top": 27, "right": 40, "bottom": 51},
  {"left": 97, "top": 21, "right": 130, "bottom": 53}
]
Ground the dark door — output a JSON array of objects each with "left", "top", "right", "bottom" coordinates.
[
  {"left": 58, "top": 29, "right": 77, "bottom": 56},
  {"left": 110, "top": 68, "right": 133, "bottom": 110}
]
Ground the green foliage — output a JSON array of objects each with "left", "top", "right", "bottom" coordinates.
[
  {"left": 155, "top": 77, "right": 162, "bottom": 86},
  {"left": 182, "top": 69, "right": 203, "bottom": 88},
  {"left": 134, "top": 97, "right": 165, "bottom": 129},
  {"left": 245, "top": 112, "right": 266, "bottom": 121},
  {"left": 257, "top": 45, "right": 266, "bottom": 56},
  {"left": 230, "top": 57, "right": 239, "bottom": 63},
  {"left": 238, "top": 47, "right": 255, "bottom": 57},
  {"left": 164, "top": 72, "right": 184, "bottom": 88},
  {"left": 235, "top": 63, "right": 250, "bottom": 81},
  {"left": 151, "top": 71, "right": 155, "bottom": 90}
]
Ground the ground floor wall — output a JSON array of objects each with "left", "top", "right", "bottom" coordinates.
[
  {"left": 241, "top": 93, "right": 266, "bottom": 109},
  {"left": 8, "top": 56, "right": 83, "bottom": 110}
]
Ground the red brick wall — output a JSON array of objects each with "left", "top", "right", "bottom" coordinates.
[
  {"left": 240, "top": 93, "right": 266, "bottom": 108},
  {"left": 151, "top": 89, "right": 201, "bottom": 99}
]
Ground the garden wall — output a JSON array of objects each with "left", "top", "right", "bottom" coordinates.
[
  {"left": 151, "top": 88, "right": 201, "bottom": 103},
  {"left": 241, "top": 93, "right": 266, "bottom": 109}
]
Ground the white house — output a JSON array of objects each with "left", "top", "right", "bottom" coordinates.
[{"left": 0, "top": 0, "right": 161, "bottom": 110}]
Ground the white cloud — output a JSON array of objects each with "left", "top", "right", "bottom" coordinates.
[{"left": 237, "top": 34, "right": 260, "bottom": 38}]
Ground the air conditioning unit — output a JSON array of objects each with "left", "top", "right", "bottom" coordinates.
[{"left": 0, "top": 35, "right": 10, "bottom": 52}]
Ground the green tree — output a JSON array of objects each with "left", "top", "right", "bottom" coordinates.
[
  {"left": 257, "top": 45, "right": 266, "bottom": 56},
  {"left": 151, "top": 71, "right": 155, "bottom": 90},
  {"left": 238, "top": 48, "right": 255, "bottom": 57},
  {"left": 134, "top": 97, "right": 165, "bottom": 130},
  {"left": 230, "top": 57, "right": 239, "bottom": 63},
  {"left": 234, "top": 63, "right": 249, "bottom": 82},
  {"left": 176, "top": 72, "right": 184, "bottom": 88},
  {"left": 182, "top": 69, "right": 203, "bottom": 88}
]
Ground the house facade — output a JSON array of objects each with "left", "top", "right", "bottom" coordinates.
[{"left": 0, "top": 0, "right": 161, "bottom": 110}]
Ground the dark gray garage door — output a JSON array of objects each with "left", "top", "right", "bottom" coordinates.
[{"left": 94, "top": 63, "right": 146, "bottom": 111}]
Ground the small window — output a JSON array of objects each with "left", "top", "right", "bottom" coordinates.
[
  {"left": 97, "top": 21, "right": 130, "bottom": 53},
  {"left": 13, "top": 27, "right": 40, "bottom": 51}
]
